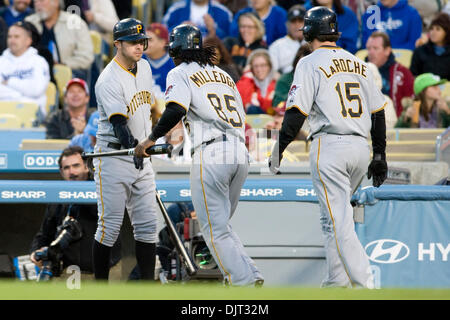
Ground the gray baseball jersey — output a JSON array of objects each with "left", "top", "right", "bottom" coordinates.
[
  {"left": 287, "top": 46, "right": 386, "bottom": 288},
  {"left": 95, "top": 58, "right": 155, "bottom": 145},
  {"left": 165, "top": 62, "right": 263, "bottom": 286},
  {"left": 286, "top": 47, "right": 386, "bottom": 139},
  {"left": 164, "top": 63, "right": 246, "bottom": 150},
  {"left": 93, "top": 58, "right": 158, "bottom": 247}
]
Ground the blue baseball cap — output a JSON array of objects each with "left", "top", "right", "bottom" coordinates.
[{"left": 85, "top": 111, "right": 99, "bottom": 137}]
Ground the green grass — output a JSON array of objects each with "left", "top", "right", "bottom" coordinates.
[{"left": 0, "top": 280, "right": 449, "bottom": 300}]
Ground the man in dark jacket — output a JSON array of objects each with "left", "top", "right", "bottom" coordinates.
[
  {"left": 366, "top": 31, "right": 414, "bottom": 117},
  {"left": 45, "top": 78, "right": 96, "bottom": 139},
  {"left": 30, "top": 146, "right": 121, "bottom": 279}
]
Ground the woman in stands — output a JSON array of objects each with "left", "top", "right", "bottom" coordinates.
[
  {"left": 236, "top": 48, "right": 277, "bottom": 115},
  {"left": 410, "top": 13, "right": 450, "bottom": 80},
  {"left": 223, "top": 12, "right": 267, "bottom": 74},
  {"left": 395, "top": 73, "right": 450, "bottom": 128}
]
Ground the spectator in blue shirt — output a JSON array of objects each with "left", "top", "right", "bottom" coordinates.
[
  {"left": 304, "top": 0, "right": 359, "bottom": 54},
  {"left": 361, "top": 0, "right": 422, "bottom": 50},
  {"left": 162, "top": 0, "right": 232, "bottom": 40},
  {"left": 0, "top": 0, "right": 33, "bottom": 27},
  {"left": 142, "top": 23, "right": 175, "bottom": 95},
  {"left": 69, "top": 111, "right": 99, "bottom": 153},
  {"left": 229, "top": 0, "right": 288, "bottom": 46}
]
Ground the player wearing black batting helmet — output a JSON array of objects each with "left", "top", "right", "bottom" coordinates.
[
  {"left": 113, "top": 18, "right": 149, "bottom": 50},
  {"left": 135, "top": 23, "right": 264, "bottom": 287},
  {"left": 269, "top": 5, "right": 387, "bottom": 288},
  {"left": 300, "top": 6, "right": 340, "bottom": 42},
  {"left": 167, "top": 24, "right": 216, "bottom": 66}
]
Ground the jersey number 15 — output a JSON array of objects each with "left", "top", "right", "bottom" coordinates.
[
  {"left": 335, "top": 82, "right": 363, "bottom": 118},
  {"left": 207, "top": 93, "right": 243, "bottom": 128}
]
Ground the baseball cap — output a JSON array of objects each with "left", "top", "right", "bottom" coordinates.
[
  {"left": 288, "top": 5, "right": 306, "bottom": 21},
  {"left": 147, "top": 23, "right": 169, "bottom": 43},
  {"left": 65, "top": 78, "right": 89, "bottom": 95},
  {"left": 413, "top": 73, "right": 447, "bottom": 96},
  {"left": 85, "top": 111, "right": 99, "bottom": 137}
]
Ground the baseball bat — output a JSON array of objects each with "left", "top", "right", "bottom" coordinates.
[
  {"left": 81, "top": 143, "right": 173, "bottom": 159},
  {"left": 155, "top": 192, "right": 198, "bottom": 276}
]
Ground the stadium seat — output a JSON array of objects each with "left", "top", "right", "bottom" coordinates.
[
  {"left": 386, "top": 140, "right": 436, "bottom": 153},
  {"left": 132, "top": 0, "right": 151, "bottom": 25},
  {"left": 386, "top": 152, "right": 436, "bottom": 162},
  {"left": 441, "top": 81, "right": 450, "bottom": 101},
  {"left": 20, "top": 139, "right": 70, "bottom": 150},
  {"left": 90, "top": 30, "right": 106, "bottom": 72},
  {"left": 396, "top": 128, "right": 445, "bottom": 141},
  {"left": 245, "top": 114, "right": 274, "bottom": 129},
  {"left": 355, "top": 49, "right": 367, "bottom": 61},
  {"left": 0, "top": 101, "right": 40, "bottom": 128},
  {"left": 45, "top": 82, "right": 58, "bottom": 115},
  {"left": 392, "top": 49, "right": 413, "bottom": 68},
  {"left": 286, "top": 140, "right": 307, "bottom": 153},
  {"left": 0, "top": 113, "right": 22, "bottom": 129},
  {"left": 53, "top": 64, "right": 73, "bottom": 100},
  {"left": 252, "top": 138, "right": 300, "bottom": 162}
]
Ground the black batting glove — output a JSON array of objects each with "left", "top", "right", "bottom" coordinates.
[
  {"left": 367, "top": 153, "right": 388, "bottom": 187},
  {"left": 132, "top": 139, "right": 144, "bottom": 170}
]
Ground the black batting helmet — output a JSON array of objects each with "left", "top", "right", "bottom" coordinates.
[
  {"left": 113, "top": 18, "right": 149, "bottom": 48},
  {"left": 168, "top": 24, "right": 202, "bottom": 58},
  {"left": 300, "top": 6, "right": 339, "bottom": 42}
]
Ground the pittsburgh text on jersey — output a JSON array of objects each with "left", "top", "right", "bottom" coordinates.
[
  {"left": 127, "top": 90, "right": 153, "bottom": 115},
  {"left": 319, "top": 59, "right": 367, "bottom": 79},
  {"left": 189, "top": 70, "right": 236, "bottom": 90}
]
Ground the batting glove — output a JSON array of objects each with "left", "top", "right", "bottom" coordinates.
[
  {"left": 268, "top": 153, "right": 282, "bottom": 175},
  {"left": 132, "top": 139, "right": 144, "bottom": 170},
  {"left": 367, "top": 153, "right": 388, "bottom": 187}
]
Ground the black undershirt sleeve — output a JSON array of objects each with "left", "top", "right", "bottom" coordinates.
[
  {"left": 370, "top": 109, "right": 386, "bottom": 159},
  {"left": 277, "top": 108, "right": 307, "bottom": 157},
  {"left": 149, "top": 102, "right": 187, "bottom": 142},
  {"left": 110, "top": 114, "right": 136, "bottom": 148}
]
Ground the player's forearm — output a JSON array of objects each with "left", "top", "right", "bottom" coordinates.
[
  {"left": 149, "top": 102, "right": 187, "bottom": 142},
  {"left": 110, "top": 114, "right": 136, "bottom": 148},
  {"left": 277, "top": 108, "right": 306, "bottom": 156},
  {"left": 370, "top": 109, "right": 386, "bottom": 158}
]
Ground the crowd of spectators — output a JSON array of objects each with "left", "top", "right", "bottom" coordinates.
[
  {"left": 0, "top": 0, "right": 449, "bottom": 284},
  {"left": 0, "top": 0, "right": 449, "bottom": 158}
]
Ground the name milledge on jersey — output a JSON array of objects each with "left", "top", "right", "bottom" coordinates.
[
  {"left": 189, "top": 69, "right": 236, "bottom": 90},
  {"left": 319, "top": 58, "right": 368, "bottom": 79}
]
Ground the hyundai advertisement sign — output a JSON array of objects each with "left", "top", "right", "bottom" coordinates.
[{"left": 357, "top": 199, "right": 450, "bottom": 288}]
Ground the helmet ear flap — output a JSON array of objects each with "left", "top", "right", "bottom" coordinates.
[{"left": 301, "top": 24, "right": 314, "bottom": 42}]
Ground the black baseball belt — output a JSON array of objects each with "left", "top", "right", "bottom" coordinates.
[
  {"left": 191, "top": 134, "right": 227, "bottom": 157},
  {"left": 107, "top": 142, "right": 123, "bottom": 150}
]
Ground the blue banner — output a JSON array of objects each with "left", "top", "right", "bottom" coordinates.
[
  {"left": 0, "top": 150, "right": 61, "bottom": 172},
  {"left": 355, "top": 187, "right": 450, "bottom": 288},
  {"left": 0, "top": 179, "right": 318, "bottom": 203}
]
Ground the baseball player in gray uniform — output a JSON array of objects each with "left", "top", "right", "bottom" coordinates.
[
  {"left": 135, "top": 24, "right": 264, "bottom": 287},
  {"left": 269, "top": 7, "right": 388, "bottom": 288},
  {"left": 92, "top": 18, "right": 158, "bottom": 280}
]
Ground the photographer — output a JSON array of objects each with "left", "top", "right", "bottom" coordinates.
[{"left": 30, "top": 146, "right": 121, "bottom": 281}]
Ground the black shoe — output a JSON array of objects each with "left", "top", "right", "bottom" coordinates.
[{"left": 254, "top": 279, "right": 264, "bottom": 288}]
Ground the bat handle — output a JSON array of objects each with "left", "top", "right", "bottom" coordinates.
[{"left": 145, "top": 143, "right": 173, "bottom": 155}]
